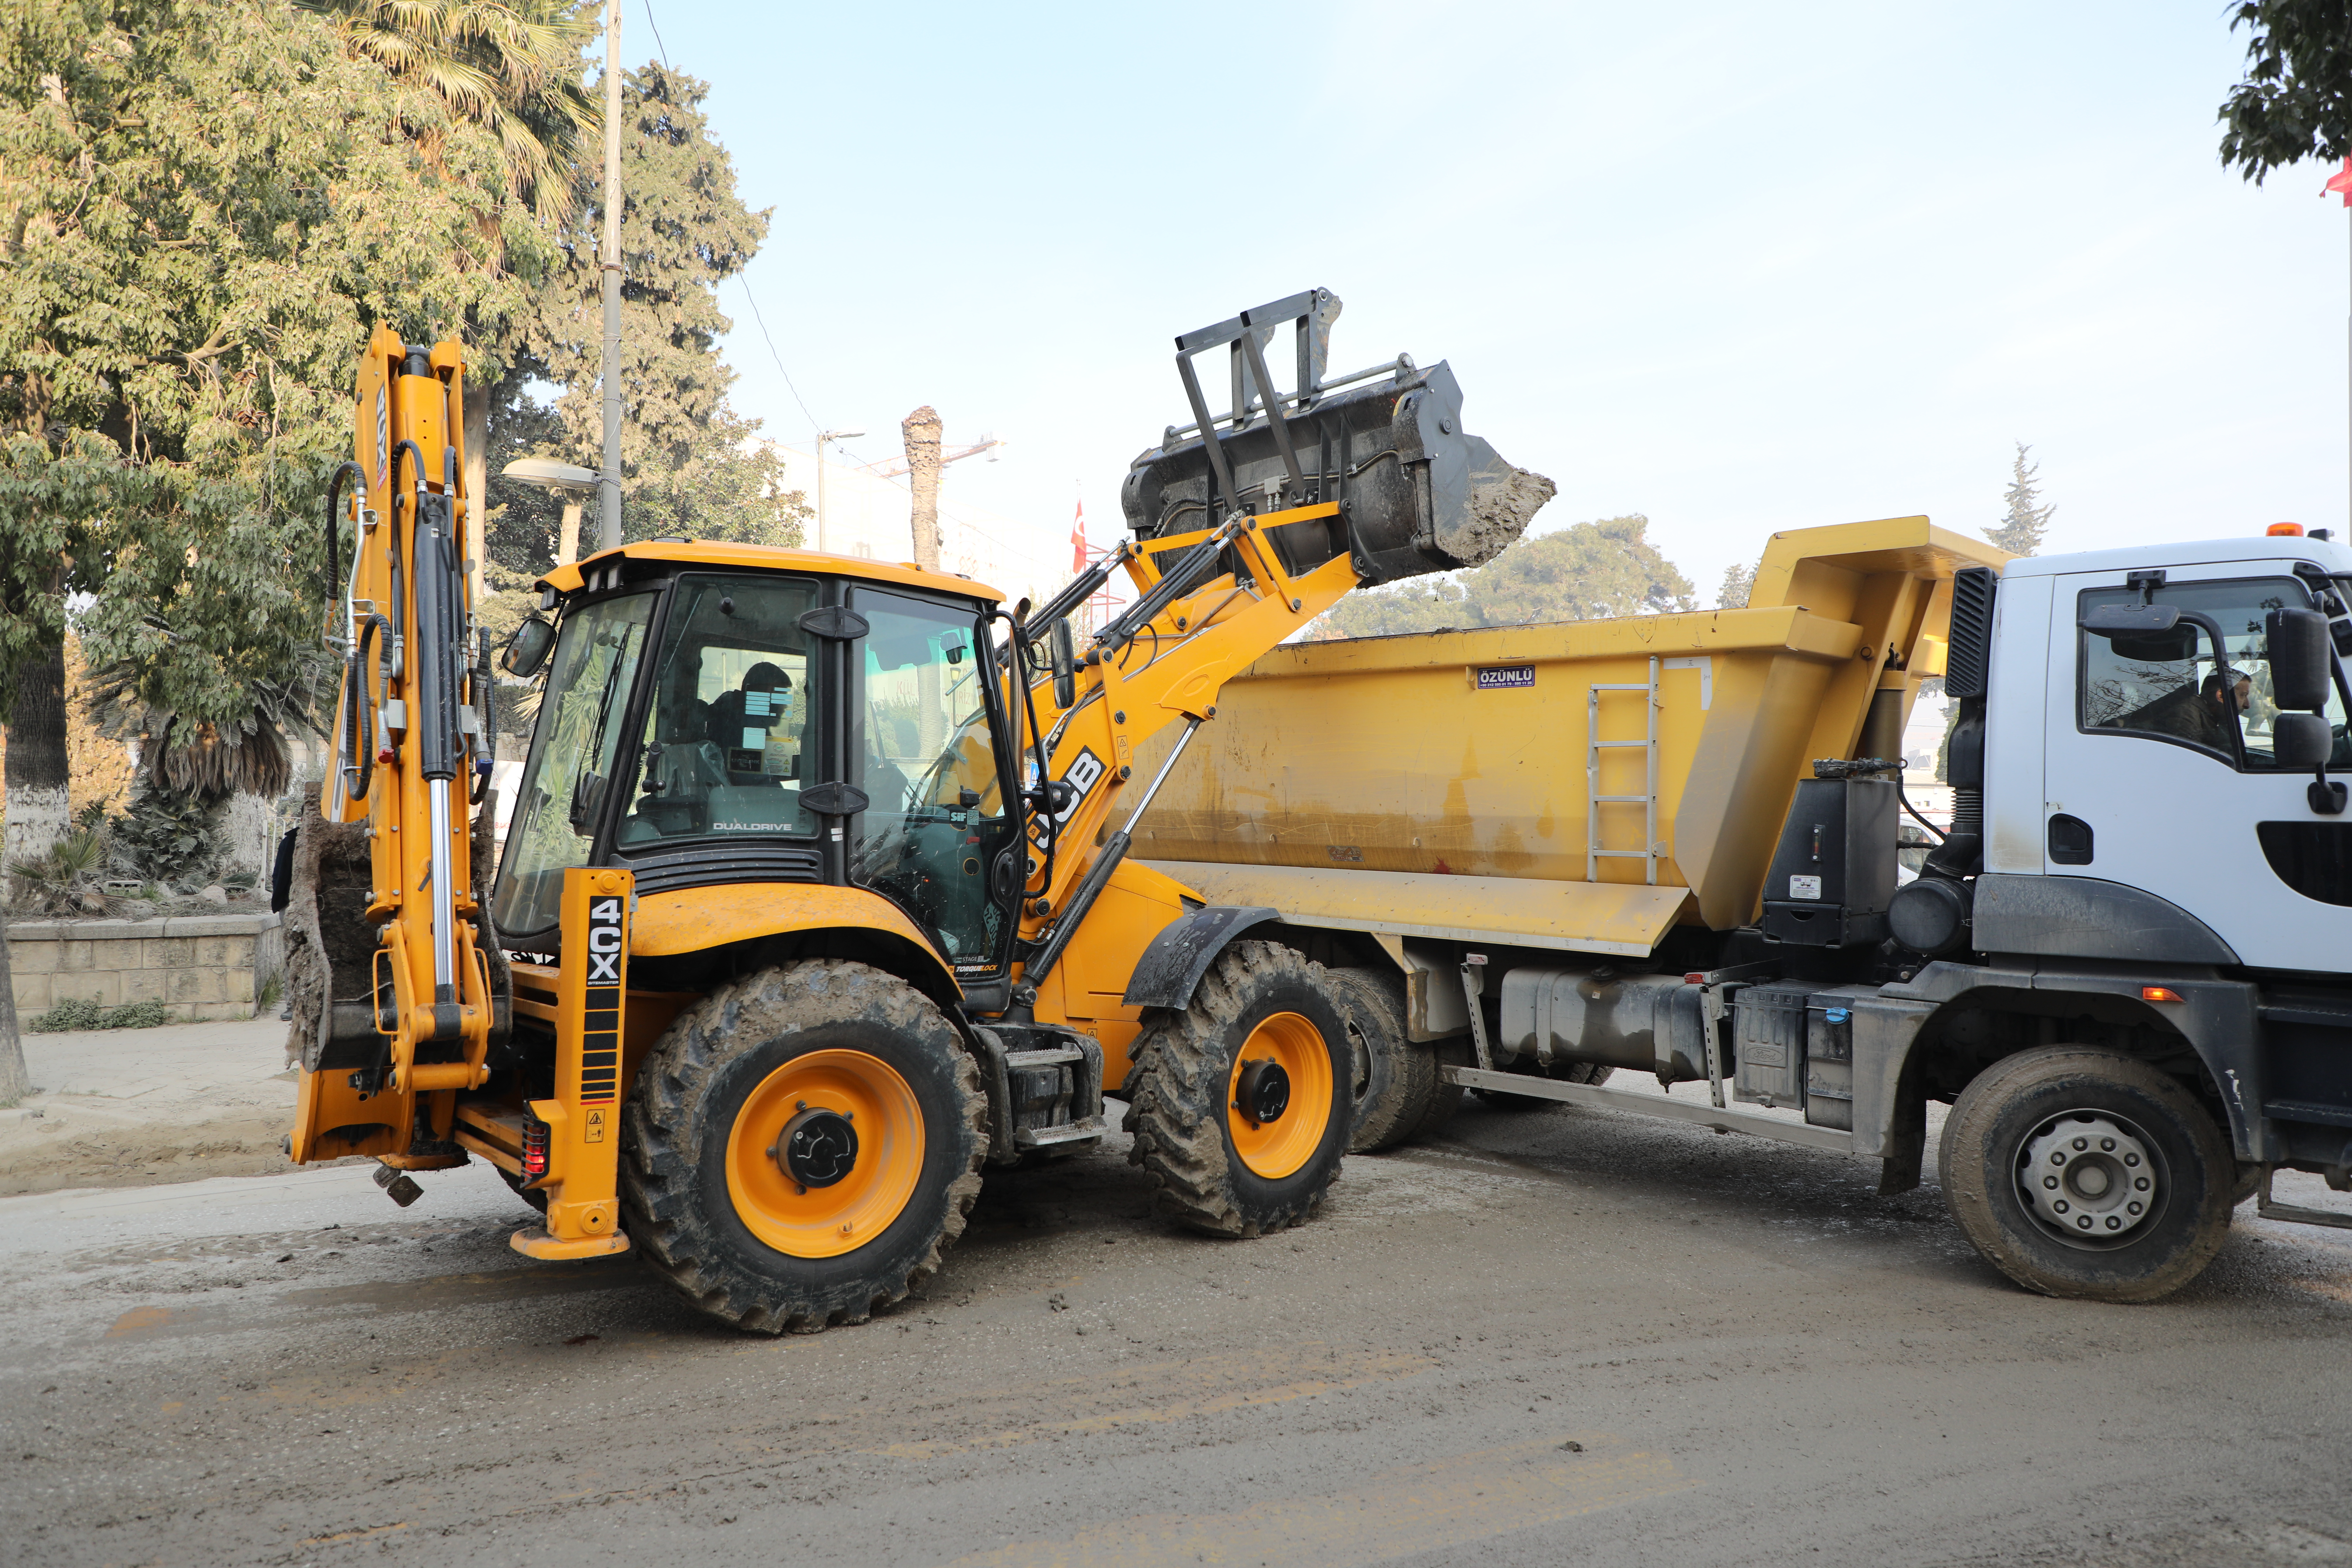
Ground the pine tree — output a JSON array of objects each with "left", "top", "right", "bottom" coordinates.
[
  {"left": 1991, "top": 442, "right": 2054, "bottom": 556},
  {"left": 1716, "top": 561, "right": 1756, "bottom": 609}
]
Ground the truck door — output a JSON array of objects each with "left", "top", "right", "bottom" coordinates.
[{"left": 2043, "top": 563, "right": 2352, "bottom": 972}]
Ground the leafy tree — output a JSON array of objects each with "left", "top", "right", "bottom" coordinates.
[
  {"left": 478, "top": 62, "right": 797, "bottom": 629},
  {"left": 524, "top": 65, "right": 771, "bottom": 540},
  {"left": 1314, "top": 515, "right": 1696, "bottom": 639},
  {"left": 297, "top": 0, "right": 596, "bottom": 221},
  {"left": 0, "top": 0, "right": 558, "bottom": 807},
  {"left": 2219, "top": 1, "right": 2352, "bottom": 184},
  {"left": 1717, "top": 561, "right": 1756, "bottom": 610},
  {"left": 1990, "top": 441, "right": 2053, "bottom": 556}
]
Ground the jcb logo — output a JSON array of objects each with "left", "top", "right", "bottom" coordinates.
[{"left": 587, "top": 896, "right": 624, "bottom": 982}]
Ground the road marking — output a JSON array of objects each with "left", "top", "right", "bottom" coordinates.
[{"left": 945, "top": 1434, "right": 1692, "bottom": 1567}]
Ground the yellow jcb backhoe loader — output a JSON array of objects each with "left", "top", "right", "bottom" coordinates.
[{"left": 282, "top": 292, "right": 1549, "bottom": 1331}]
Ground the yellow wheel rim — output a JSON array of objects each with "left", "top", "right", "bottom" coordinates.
[
  {"left": 724, "top": 1049, "right": 925, "bottom": 1259},
  {"left": 1226, "top": 1011, "right": 1332, "bottom": 1180}
]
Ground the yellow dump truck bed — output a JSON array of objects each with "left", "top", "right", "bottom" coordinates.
[{"left": 1136, "top": 517, "right": 2008, "bottom": 948}]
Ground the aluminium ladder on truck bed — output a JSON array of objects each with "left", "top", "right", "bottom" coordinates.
[{"left": 1586, "top": 655, "right": 1661, "bottom": 886}]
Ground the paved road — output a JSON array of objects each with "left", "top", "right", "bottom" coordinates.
[{"left": 4, "top": 1092, "right": 2349, "bottom": 1568}]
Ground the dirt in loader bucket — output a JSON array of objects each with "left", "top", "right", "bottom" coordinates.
[{"left": 1118, "top": 289, "right": 1552, "bottom": 584}]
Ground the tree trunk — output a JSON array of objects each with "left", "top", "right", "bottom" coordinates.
[
  {"left": 3, "top": 634, "right": 70, "bottom": 900},
  {"left": 902, "top": 405, "right": 942, "bottom": 572},
  {"left": 464, "top": 383, "right": 491, "bottom": 586},
  {"left": 0, "top": 908, "right": 25, "bottom": 1104},
  {"left": 902, "top": 407, "right": 945, "bottom": 756}
]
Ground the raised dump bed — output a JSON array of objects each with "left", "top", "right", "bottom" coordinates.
[{"left": 1134, "top": 517, "right": 2008, "bottom": 954}]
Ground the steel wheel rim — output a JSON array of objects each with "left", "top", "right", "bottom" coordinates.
[
  {"left": 1226, "top": 1011, "right": 1332, "bottom": 1180},
  {"left": 2013, "top": 1107, "right": 2168, "bottom": 1251},
  {"left": 726, "top": 1049, "right": 924, "bottom": 1259}
]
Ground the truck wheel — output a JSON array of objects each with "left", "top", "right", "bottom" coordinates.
[
  {"left": 1124, "top": 942, "right": 1351, "bottom": 1237},
  {"left": 1327, "top": 967, "right": 1433, "bottom": 1153},
  {"left": 621, "top": 960, "right": 987, "bottom": 1334},
  {"left": 1939, "top": 1046, "right": 2233, "bottom": 1304}
]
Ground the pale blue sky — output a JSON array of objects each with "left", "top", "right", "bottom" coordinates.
[{"left": 625, "top": 1, "right": 2352, "bottom": 596}]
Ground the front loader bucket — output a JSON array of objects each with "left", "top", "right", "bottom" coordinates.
[{"left": 1119, "top": 289, "right": 1552, "bottom": 584}]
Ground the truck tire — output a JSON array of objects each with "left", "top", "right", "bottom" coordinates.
[
  {"left": 1939, "top": 1046, "right": 2233, "bottom": 1304},
  {"left": 620, "top": 959, "right": 987, "bottom": 1334},
  {"left": 499, "top": 1167, "right": 549, "bottom": 1215},
  {"left": 1124, "top": 941, "right": 1351, "bottom": 1237},
  {"left": 1412, "top": 1036, "right": 1470, "bottom": 1139},
  {"left": 1327, "top": 967, "right": 1433, "bottom": 1153}
]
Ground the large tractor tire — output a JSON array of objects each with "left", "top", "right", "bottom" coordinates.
[
  {"left": 1124, "top": 942, "right": 1352, "bottom": 1237},
  {"left": 621, "top": 959, "right": 987, "bottom": 1333},
  {"left": 1939, "top": 1046, "right": 2233, "bottom": 1303},
  {"left": 1327, "top": 967, "right": 1436, "bottom": 1153}
]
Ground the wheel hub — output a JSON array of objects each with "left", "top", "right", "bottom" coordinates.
[
  {"left": 2018, "top": 1112, "right": 2161, "bottom": 1246},
  {"left": 1234, "top": 1058, "right": 1291, "bottom": 1125},
  {"left": 780, "top": 1103, "right": 859, "bottom": 1189}
]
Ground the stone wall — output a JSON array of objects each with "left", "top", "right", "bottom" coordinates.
[{"left": 5, "top": 913, "right": 283, "bottom": 1023}]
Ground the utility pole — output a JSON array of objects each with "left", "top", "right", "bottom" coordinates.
[{"left": 596, "top": 0, "right": 624, "bottom": 554}]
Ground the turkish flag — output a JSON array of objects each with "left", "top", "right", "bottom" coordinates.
[
  {"left": 2325, "top": 157, "right": 2352, "bottom": 206},
  {"left": 1071, "top": 497, "right": 1087, "bottom": 573}
]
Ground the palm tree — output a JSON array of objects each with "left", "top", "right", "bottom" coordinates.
[{"left": 297, "top": 0, "right": 598, "bottom": 222}]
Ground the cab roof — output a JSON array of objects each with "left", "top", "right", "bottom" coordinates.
[
  {"left": 539, "top": 539, "right": 1007, "bottom": 604},
  {"left": 2004, "top": 532, "right": 2352, "bottom": 579}
]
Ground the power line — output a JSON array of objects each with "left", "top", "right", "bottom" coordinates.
[
  {"left": 640, "top": 0, "right": 672, "bottom": 69},
  {"left": 639, "top": 0, "right": 820, "bottom": 446}
]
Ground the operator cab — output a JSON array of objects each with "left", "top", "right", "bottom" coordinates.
[{"left": 491, "top": 544, "right": 1026, "bottom": 994}]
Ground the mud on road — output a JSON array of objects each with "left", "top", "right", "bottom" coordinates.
[{"left": 2, "top": 1097, "right": 2349, "bottom": 1567}]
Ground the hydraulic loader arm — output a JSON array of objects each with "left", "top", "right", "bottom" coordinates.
[{"left": 1003, "top": 501, "right": 1360, "bottom": 1001}]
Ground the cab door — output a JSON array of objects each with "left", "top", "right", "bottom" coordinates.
[{"left": 2041, "top": 562, "right": 2352, "bottom": 972}]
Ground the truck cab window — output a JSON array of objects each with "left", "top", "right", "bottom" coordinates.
[
  {"left": 848, "top": 588, "right": 1013, "bottom": 974},
  {"left": 2079, "top": 576, "right": 2347, "bottom": 769},
  {"left": 493, "top": 592, "right": 657, "bottom": 936},
  {"left": 620, "top": 575, "right": 819, "bottom": 846}
]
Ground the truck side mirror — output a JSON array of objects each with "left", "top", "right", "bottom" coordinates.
[
  {"left": 1049, "top": 618, "right": 1077, "bottom": 711},
  {"left": 2275, "top": 712, "right": 2333, "bottom": 769},
  {"left": 2268, "top": 606, "right": 2334, "bottom": 712},
  {"left": 501, "top": 615, "right": 556, "bottom": 678}
]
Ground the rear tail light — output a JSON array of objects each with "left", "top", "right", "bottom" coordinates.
[{"left": 521, "top": 1113, "right": 551, "bottom": 1180}]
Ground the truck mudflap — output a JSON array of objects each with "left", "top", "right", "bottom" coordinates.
[{"left": 1121, "top": 905, "right": 1282, "bottom": 1009}]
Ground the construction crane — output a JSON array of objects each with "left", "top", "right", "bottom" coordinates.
[{"left": 281, "top": 290, "right": 1552, "bottom": 1330}]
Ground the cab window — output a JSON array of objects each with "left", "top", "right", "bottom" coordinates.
[
  {"left": 618, "top": 575, "right": 820, "bottom": 845},
  {"left": 2078, "top": 576, "right": 2348, "bottom": 769}
]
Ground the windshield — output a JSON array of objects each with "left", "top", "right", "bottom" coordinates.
[
  {"left": 617, "top": 575, "right": 820, "bottom": 847},
  {"left": 493, "top": 593, "right": 657, "bottom": 936},
  {"left": 849, "top": 587, "right": 1013, "bottom": 973}
]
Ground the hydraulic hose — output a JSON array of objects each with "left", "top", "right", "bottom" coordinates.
[
  {"left": 343, "top": 612, "right": 391, "bottom": 802},
  {"left": 323, "top": 461, "right": 364, "bottom": 641}
]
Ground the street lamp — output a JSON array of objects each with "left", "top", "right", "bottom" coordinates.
[
  {"left": 501, "top": 457, "right": 599, "bottom": 566},
  {"left": 814, "top": 428, "right": 864, "bottom": 554}
]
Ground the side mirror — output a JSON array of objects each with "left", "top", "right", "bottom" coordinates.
[
  {"left": 501, "top": 615, "right": 556, "bottom": 678},
  {"left": 1049, "top": 617, "right": 1077, "bottom": 710},
  {"left": 2268, "top": 606, "right": 2334, "bottom": 712},
  {"left": 2275, "top": 712, "right": 2333, "bottom": 770}
]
